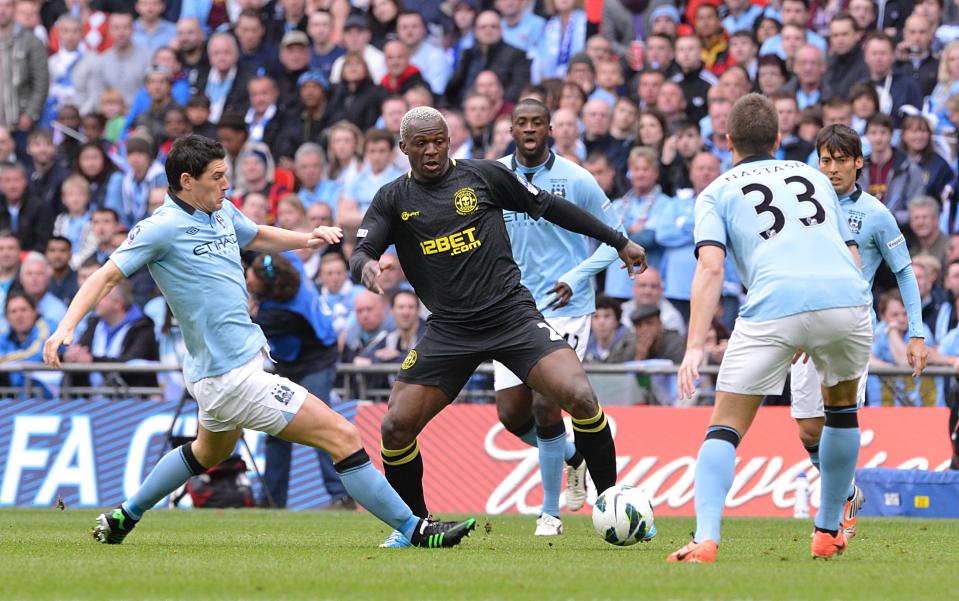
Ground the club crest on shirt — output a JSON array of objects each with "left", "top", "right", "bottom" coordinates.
[
  {"left": 402, "top": 349, "right": 417, "bottom": 370},
  {"left": 550, "top": 180, "right": 567, "bottom": 197},
  {"left": 847, "top": 211, "right": 864, "bottom": 235},
  {"left": 454, "top": 187, "right": 478, "bottom": 215}
]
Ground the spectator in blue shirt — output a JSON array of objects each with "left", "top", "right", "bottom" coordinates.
[
  {"left": 307, "top": 9, "right": 345, "bottom": 80},
  {"left": 337, "top": 128, "right": 403, "bottom": 228},
  {"left": 133, "top": 0, "right": 177, "bottom": 55},
  {"left": 0, "top": 291, "right": 59, "bottom": 397},
  {"left": 496, "top": 0, "right": 545, "bottom": 54}
]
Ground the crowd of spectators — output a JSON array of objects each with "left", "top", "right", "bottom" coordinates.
[{"left": 5, "top": 0, "right": 959, "bottom": 408}]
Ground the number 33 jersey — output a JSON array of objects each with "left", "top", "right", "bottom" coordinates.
[{"left": 694, "top": 156, "right": 870, "bottom": 322}]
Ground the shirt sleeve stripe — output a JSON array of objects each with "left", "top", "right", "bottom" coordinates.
[{"left": 694, "top": 240, "right": 726, "bottom": 258}]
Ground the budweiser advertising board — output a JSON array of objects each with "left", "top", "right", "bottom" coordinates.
[{"left": 356, "top": 405, "right": 952, "bottom": 516}]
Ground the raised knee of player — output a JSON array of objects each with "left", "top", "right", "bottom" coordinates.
[
  {"left": 560, "top": 376, "right": 599, "bottom": 420},
  {"left": 380, "top": 410, "right": 419, "bottom": 451}
]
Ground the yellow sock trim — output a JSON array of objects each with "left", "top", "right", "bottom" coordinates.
[
  {"left": 571, "top": 405, "right": 604, "bottom": 426},
  {"left": 572, "top": 415, "right": 608, "bottom": 433},
  {"left": 381, "top": 440, "right": 420, "bottom": 466}
]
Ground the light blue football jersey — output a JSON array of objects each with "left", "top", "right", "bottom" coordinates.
[
  {"left": 695, "top": 157, "right": 871, "bottom": 321},
  {"left": 840, "top": 186, "right": 911, "bottom": 285},
  {"left": 110, "top": 192, "right": 267, "bottom": 382},
  {"left": 498, "top": 153, "right": 623, "bottom": 318}
]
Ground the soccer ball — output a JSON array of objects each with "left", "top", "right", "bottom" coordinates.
[{"left": 592, "top": 484, "right": 655, "bottom": 546}]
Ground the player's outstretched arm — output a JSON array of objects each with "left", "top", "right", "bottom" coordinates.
[
  {"left": 677, "top": 245, "right": 725, "bottom": 399},
  {"left": 43, "top": 260, "right": 126, "bottom": 367},
  {"left": 245, "top": 224, "right": 343, "bottom": 253},
  {"left": 891, "top": 263, "right": 929, "bottom": 376}
]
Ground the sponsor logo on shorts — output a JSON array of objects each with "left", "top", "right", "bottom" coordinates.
[
  {"left": 272, "top": 384, "right": 294, "bottom": 406},
  {"left": 420, "top": 227, "right": 482, "bottom": 256},
  {"left": 401, "top": 211, "right": 420, "bottom": 221},
  {"left": 887, "top": 234, "right": 905, "bottom": 249},
  {"left": 401, "top": 349, "right": 417, "bottom": 370},
  {"left": 454, "top": 187, "right": 478, "bottom": 215}
]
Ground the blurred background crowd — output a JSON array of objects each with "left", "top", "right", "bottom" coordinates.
[{"left": 3, "top": 0, "right": 959, "bottom": 410}]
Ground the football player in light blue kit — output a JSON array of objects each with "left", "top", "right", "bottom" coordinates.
[
  {"left": 492, "top": 99, "right": 633, "bottom": 536},
  {"left": 668, "top": 94, "right": 876, "bottom": 563},
  {"left": 790, "top": 124, "right": 929, "bottom": 540},
  {"left": 43, "top": 135, "right": 476, "bottom": 548}
]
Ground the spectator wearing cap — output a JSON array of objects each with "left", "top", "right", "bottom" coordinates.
[
  {"left": 174, "top": 17, "right": 208, "bottom": 90},
  {"left": 629, "top": 304, "right": 686, "bottom": 364},
  {"left": 277, "top": 70, "right": 333, "bottom": 162},
  {"left": 0, "top": 161, "right": 53, "bottom": 253},
  {"left": 234, "top": 8, "right": 278, "bottom": 74},
  {"left": 823, "top": 12, "right": 869, "bottom": 101},
  {"left": 649, "top": 3, "right": 680, "bottom": 38},
  {"left": 132, "top": 66, "right": 182, "bottom": 144},
  {"left": 601, "top": 0, "right": 674, "bottom": 58},
  {"left": 330, "top": 13, "right": 387, "bottom": 85},
  {"left": 132, "top": 0, "right": 176, "bottom": 54},
  {"left": 381, "top": 40, "right": 428, "bottom": 94},
  {"left": 397, "top": 10, "right": 451, "bottom": 96},
  {"left": 759, "top": 0, "right": 827, "bottom": 60},
  {"left": 86, "top": 12, "right": 151, "bottom": 112},
  {"left": 307, "top": 9, "right": 345, "bottom": 81},
  {"left": 275, "top": 29, "right": 313, "bottom": 111},
  {"left": 723, "top": 0, "right": 763, "bottom": 34},
  {"left": 198, "top": 32, "right": 253, "bottom": 123},
  {"left": 531, "top": 0, "right": 588, "bottom": 84},
  {"left": 245, "top": 75, "right": 289, "bottom": 159},
  {"left": 671, "top": 35, "right": 717, "bottom": 124},
  {"left": 104, "top": 136, "right": 167, "bottom": 229},
  {"left": 445, "top": 10, "right": 530, "bottom": 106}
]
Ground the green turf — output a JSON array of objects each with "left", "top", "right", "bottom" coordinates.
[{"left": 0, "top": 508, "right": 954, "bottom": 601}]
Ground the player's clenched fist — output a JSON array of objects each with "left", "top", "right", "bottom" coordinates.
[
  {"left": 618, "top": 240, "right": 647, "bottom": 278},
  {"left": 361, "top": 255, "right": 395, "bottom": 294}
]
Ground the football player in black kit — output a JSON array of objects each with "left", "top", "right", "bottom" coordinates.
[{"left": 349, "top": 107, "right": 647, "bottom": 546}]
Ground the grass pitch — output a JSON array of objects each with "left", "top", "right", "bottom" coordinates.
[{"left": 0, "top": 509, "right": 954, "bottom": 601}]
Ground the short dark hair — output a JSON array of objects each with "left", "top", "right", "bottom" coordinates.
[
  {"left": 823, "top": 95, "right": 851, "bottom": 110},
  {"left": 396, "top": 10, "right": 425, "bottom": 27},
  {"left": 364, "top": 127, "right": 395, "bottom": 150},
  {"left": 251, "top": 253, "right": 301, "bottom": 302},
  {"left": 92, "top": 207, "right": 119, "bottom": 222},
  {"left": 862, "top": 31, "right": 894, "bottom": 51},
  {"left": 816, "top": 124, "right": 863, "bottom": 160},
  {"left": 511, "top": 98, "right": 551, "bottom": 124},
  {"left": 47, "top": 235, "right": 72, "bottom": 250},
  {"left": 730, "top": 29, "right": 756, "bottom": 44},
  {"left": 27, "top": 128, "right": 53, "bottom": 144},
  {"left": 675, "top": 119, "right": 701, "bottom": 134},
  {"left": 865, "top": 112, "right": 894, "bottom": 134},
  {"left": 5, "top": 289, "right": 38, "bottom": 316},
  {"left": 727, "top": 93, "right": 779, "bottom": 157},
  {"left": 390, "top": 289, "right": 419, "bottom": 308},
  {"left": 166, "top": 135, "right": 226, "bottom": 192},
  {"left": 830, "top": 11, "right": 856, "bottom": 29},
  {"left": 595, "top": 294, "right": 622, "bottom": 323}
]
